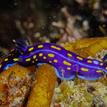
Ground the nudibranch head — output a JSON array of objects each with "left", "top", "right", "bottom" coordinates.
[{"left": 13, "top": 39, "right": 30, "bottom": 54}]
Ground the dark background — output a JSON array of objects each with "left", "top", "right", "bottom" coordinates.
[{"left": 0, "top": 0, "right": 107, "bottom": 49}]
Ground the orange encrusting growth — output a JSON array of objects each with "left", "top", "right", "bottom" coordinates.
[
  {"left": 27, "top": 64, "right": 57, "bottom": 107},
  {"left": 64, "top": 37, "right": 107, "bottom": 57}
]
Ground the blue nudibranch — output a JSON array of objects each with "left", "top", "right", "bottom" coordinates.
[{"left": 0, "top": 42, "right": 107, "bottom": 80}]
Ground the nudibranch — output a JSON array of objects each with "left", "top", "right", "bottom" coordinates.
[
  {"left": 0, "top": 49, "right": 20, "bottom": 71},
  {"left": 0, "top": 42, "right": 107, "bottom": 80}
]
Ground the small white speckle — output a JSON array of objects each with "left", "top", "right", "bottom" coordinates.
[{"left": 93, "top": 60, "right": 99, "bottom": 64}]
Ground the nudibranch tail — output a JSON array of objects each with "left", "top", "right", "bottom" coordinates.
[{"left": 77, "top": 65, "right": 104, "bottom": 80}]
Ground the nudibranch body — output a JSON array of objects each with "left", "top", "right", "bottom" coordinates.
[
  {"left": 0, "top": 43, "right": 107, "bottom": 80},
  {"left": 17, "top": 43, "right": 107, "bottom": 80},
  {"left": 0, "top": 49, "right": 20, "bottom": 72}
]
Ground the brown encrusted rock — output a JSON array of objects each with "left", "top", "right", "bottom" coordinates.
[
  {"left": 0, "top": 64, "right": 36, "bottom": 107},
  {"left": 52, "top": 37, "right": 107, "bottom": 107}
]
